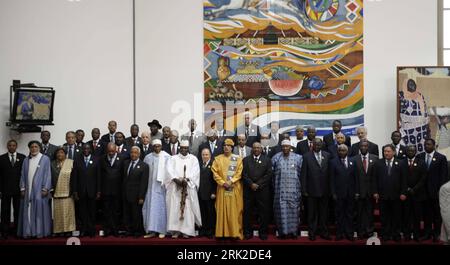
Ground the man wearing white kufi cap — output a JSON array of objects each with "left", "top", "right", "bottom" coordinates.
[
  {"left": 165, "top": 140, "right": 202, "bottom": 238},
  {"left": 142, "top": 138, "right": 171, "bottom": 238},
  {"left": 271, "top": 139, "right": 303, "bottom": 239}
]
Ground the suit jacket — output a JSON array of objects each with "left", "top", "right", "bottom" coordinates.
[
  {"left": 400, "top": 158, "right": 427, "bottom": 201},
  {"left": 198, "top": 140, "right": 224, "bottom": 160},
  {"left": 99, "top": 154, "right": 125, "bottom": 196},
  {"left": 40, "top": 143, "right": 58, "bottom": 160},
  {"left": 233, "top": 145, "right": 252, "bottom": 158},
  {"left": 181, "top": 131, "right": 206, "bottom": 157},
  {"left": 116, "top": 144, "right": 131, "bottom": 160},
  {"left": 327, "top": 144, "right": 340, "bottom": 160},
  {"left": 0, "top": 153, "right": 26, "bottom": 195},
  {"left": 71, "top": 155, "right": 101, "bottom": 199},
  {"left": 122, "top": 159, "right": 149, "bottom": 203},
  {"left": 350, "top": 140, "right": 379, "bottom": 157},
  {"left": 352, "top": 154, "right": 378, "bottom": 198},
  {"left": 417, "top": 151, "right": 449, "bottom": 199},
  {"left": 301, "top": 151, "right": 330, "bottom": 197},
  {"left": 235, "top": 124, "right": 261, "bottom": 147},
  {"left": 296, "top": 139, "right": 313, "bottom": 155},
  {"left": 63, "top": 144, "right": 82, "bottom": 160},
  {"left": 216, "top": 129, "right": 234, "bottom": 142},
  {"left": 268, "top": 132, "right": 283, "bottom": 147},
  {"left": 138, "top": 143, "right": 153, "bottom": 160},
  {"left": 87, "top": 139, "right": 104, "bottom": 158},
  {"left": 125, "top": 136, "right": 142, "bottom": 148},
  {"left": 198, "top": 160, "right": 217, "bottom": 201},
  {"left": 100, "top": 133, "right": 115, "bottom": 145},
  {"left": 323, "top": 132, "right": 351, "bottom": 152},
  {"left": 162, "top": 141, "right": 180, "bottom": 156},
  {"left": 242, "top": 154, "right": 272, "bottom": 191},
  {"left": 330, "top": 157, "right": 357, "bottom": 199},
  {"left": 394, "top": 144, "right": 407, "bottom": 159},
  {"left": 261, "top": 145, "right": 283, "bottom": 159},
  {"left": 373, "top": 158, "right": 407, "bottom": 200}
]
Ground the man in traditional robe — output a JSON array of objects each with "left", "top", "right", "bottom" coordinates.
[
  {"left": 143, "top": 139, "right": 171, "bottom": 238},
  {"left": 211, "top": 138, "right": 244, "bottom": 240},
  {"left": 165, "top": 140, "right": 202, "bottom": 238},
  {"left": 271, "top": 140, "right": 302, "bottom": 239},
  {"left": 17, "top": 141, "right": 52, "bottom": 238}
]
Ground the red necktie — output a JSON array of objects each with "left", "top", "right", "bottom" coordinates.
[
  {"left": 309, "top": 141, "right": 313, "bottom": 151},
  {"left": 362, "top": 156, "right": 367, "bottom": 173},
  {"left": 93, "top": 141, "right": 97, "bottom": 150}
]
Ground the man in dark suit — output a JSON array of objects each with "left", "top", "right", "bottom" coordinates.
[
  {"left": 99, "top": 142, "right": 124, "bottom": 237},
  {"left": 350, "top": 126, "right": 379, "bottom": 157},
  {"left": 401, "top": 145, "right": 427, "bottom": 242},
  {"left": 391, "top": 131, "right": 407, "bottom": 159},
  {"left": 76, "top": 129, "right": 85, "bottom": 148},
  {"left": 197, "top": 147, "right": 216, "bottom": 238},
  {"left": 327, "top": 132, "right": 347, "bottom": 160},
  {"left": 235, "top": 112, "right": 261, "bottom": 147},
  {"left": 418, "top": 138, "right": 449, "bottom": 242},
  {"left": 301, "top": 138, "right": 331, "bottom": 241},
  {"left": 40, "top": 130, "right": 58, "bottom": 160},
  {"left": 122, "top": 146, "right": 149, "bottom": 237},
  {"left": 233, "top": 134, "right": 252, "bottom": 158},
  {"left": 0, "top": 140, "right": 26, "bottom": 238},
  {"left": 100, "top": 120, "right": 118, "bottom": 145},
  {"left": 71, "top": 143, "right": 101, "bottom": 237},
  {"left": 214, "top": 118, "right": 234, "bottom": 142},
  {"left": 138, "top": 131, "right": 152, "bottom": 160},
  {"left": 296, "top": 126, "right": 316, "bottom": 155},
  {"left": 373, "top": 144, "right": 407, "bottom": 242},
  {"left": 125, "top": 124, "right": 142, "bottom": 147},
  {"left": 260, "top": 133, "right": 280, "bottom": 158},
  {"left": 115, "top": 132, "right": 130, "bottom": 160},
  {"left": 86, "top": 128, "right": 103, "bottom": 159},
  {"left": 242, "top": 142, "right": 272, "bottom": 240},
  {"left": 161, "top": 126, "right": 171, "bottom": 145},
  {"left": 63, "top": 131, "right": 82, "bottom": 160},
  {"left": 330, "top": 144, "right": 357, "bottom": 241},
  {"left": 268, "top": 121, "right": 283, "bottom": 147},
  {"left": 352, "top": 139, "right": 378, "bottom": 239},
  {"left": 198, "top": 130, "right": 223, "bottom": 160},
  {"left": 323, "top": 120, "right": 351, "bottom": 152},
  {"left": 162, "top": 130, "right": 180, "bottom": 156}
]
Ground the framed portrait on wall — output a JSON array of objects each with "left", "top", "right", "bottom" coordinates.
[{"left": 397, "top": 66, "right": 450, "bottom": 159}]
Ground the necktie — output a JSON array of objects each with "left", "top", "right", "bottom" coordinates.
[
  {"left": 109, "top": 156, "right": 114, "bottom": 166},
  {"left": 254, "top": 156, "right": 258, "bottom": 163},
  {"left": 128, "top": 161, "right": 135, "bottom": 176},
  {"left": 43, "top": 145, "right": 47, "bottom": 154},
  {"left": 85, "top": 157, "right": 89, "bottom": 168},
  {"left": 409, "top": 159, "right": 413, "bottom": 168},
  {"left": 144, "top": 145, "right": 147, "bottom": 153},
  {"left": 10, "top": 154, "right": 15, "bottom": 167},
  {"left": 309, "top": 141, "right": 313, "bottom": 151},
  {"left": 362, "top": 156, "right": 367, "bottom": 173},
  {"left": 316, "top": 153, "right": 321, "bottom": 165},
  {"left": 93, "top": 141, "right": 97, "bottom": 150},
  {"left": 426, "top": 154, "right": 432, "bottom": 169},
  {"left": 210, "top": 142, "right": 215, "bottom": 154},
  {"left": 245, "top": 127, "right": 249, "bottom": 138},
  {"left": 118, "top": 146, "right": 122, "bottom": 153},
  {"left": 387, "top": 160, "right": 392, "bottom": 175},
  {"left": 69, "top": 146, "right": 73, "bottom": 159},
  {"left": 189, "top": 132, "right": 194, "bottom": 146},
  {"left": 341, "top": 158, "right": 347, "bottom": 168},
  {"left": 172, "top": 144, "right": 176, "bottom": 155}
]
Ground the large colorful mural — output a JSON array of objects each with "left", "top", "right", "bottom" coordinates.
[{"left": 204, "top": 0, "right": 364, "bottom": 136}]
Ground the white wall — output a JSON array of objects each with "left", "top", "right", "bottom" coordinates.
[
  {"left": 0, "top": 0, "right": 134, "bottom": 153},
  {"left": 0, "top": 0, "right": 438, "bottom": 153}
]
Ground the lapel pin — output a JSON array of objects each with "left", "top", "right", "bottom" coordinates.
[
  {"left": 89, "top": 161, "right": 93, "bottom": 164},
  {"left": 399, "top": 150, "right": 403, "bottom": 153},
  {"left": 370, "top": 160, "right": 373, "bottom": 163},
  {"left": 117, "top": 157, "right": 120, "bottom": 160},
  {"left": 414, "top": 163, "right": 417, "bottom": 166},
  {"left": 349, "top": 162, "right": 353, "bottom": 165},
  {"left": 76, "top": 149, "right": 79, "bottom": 152},
  {"left": 17, "top": 158, "right": 20, "bottom": 162},
  {"left": 395, "top": 161, "right": 398, "bottom": 165},
  {"left": 208, "top": 165, "right": 211, "bottom": 168},
  {"left": 124, "top": 149, "right": 127, "bottom": 152},
  {"left": 258, "top": 161, "right": 261, "bottom": 164},
  {"left": 137, "top": 165, "right": 140, "bottom": 169},
  {"left": 433, "top": 158, "right": 436, "bottom": 161}
]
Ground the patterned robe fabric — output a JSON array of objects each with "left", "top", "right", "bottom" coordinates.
[{"left": 271, "top": 152, "right": 303, "bottom": 236}]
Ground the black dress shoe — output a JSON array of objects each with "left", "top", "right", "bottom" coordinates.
[
  {"left": 404, "top": 234, "right": 411, "bottom": 241},
  {"left": 335, "top": 235, "right": 343, "bottom": 241},
  {"left": 244, "top": 234, "right": 253, "bottom": 240},
  {"left": 260, "top": 234, "right": 268, "bottom": 240},
  {"left": 432, "top": 236, "right": 440, "bottom": 243},
  {"left": 420, "top": 234, "right": 431, "bottom": 241},
  {"left": 382, "top": 236, "right": 391, "bottom": 242},
  {"left": 346, "top": 235, "right": 354, "bottom": 242},
  {"left": 393, "top": 236, "right": 401, "bottom": 242},
  {"left": 308, "top": 234, "right": 316, "bottom": 241}
]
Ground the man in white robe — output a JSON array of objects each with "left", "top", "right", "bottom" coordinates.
[{"left": 165, "top": 140, "right": 202, "bottom": 238}]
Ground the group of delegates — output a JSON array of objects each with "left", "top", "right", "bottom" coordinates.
[{"left": 0, "top": 113, "right": 449, "bottom": 243}]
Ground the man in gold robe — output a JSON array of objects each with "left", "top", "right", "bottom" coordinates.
[{"left": 211, "top": 138, "right": 243, "bottom": 240}]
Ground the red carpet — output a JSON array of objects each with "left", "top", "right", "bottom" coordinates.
[{"left": 0, "top": 234, "right": 441, "bottom": 246}]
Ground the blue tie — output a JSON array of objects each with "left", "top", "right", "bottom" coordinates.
[{"left": 85, "top": 157, "right": 89, "bottom": 168}]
